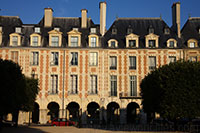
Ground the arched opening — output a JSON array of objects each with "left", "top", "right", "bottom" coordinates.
[
  {"left": 127, "top": 102, "right": 140, "bottom": 124},
  {"left": 66, "top": 102, "right": 80, "bottom": 122},
  {"left": 47, "top": 102, "right": 60, "bottom": 120},
  {"left": 32, "top": 102, "right": 40, "bottom": 123},
  {"left": 107, "top": 102, "right": 120, "bottom": 124},
  {"left": 87, "top": 102, "right": 100, "bottom": 124}
]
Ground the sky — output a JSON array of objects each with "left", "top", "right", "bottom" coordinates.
[{"left": 1, "top": 0, "right": 200, "bottom": 29}]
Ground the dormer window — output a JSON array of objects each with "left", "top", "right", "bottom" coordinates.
[
  {"left": 51, "top": 36, "right": 59, "bottom": 46},
  {"left": 90, "top": 28, "right": 96, "bottom": 34},
  {"left": 108, "top": 39, "right": 118, "bottom": 48},
  {"left": 187, "top": 39, "right": 198, "bottom": 48},
  {"left": 189, "top": 42, "right": 195, "bottom": 48},
  {"left": 91, "top": 37, "right": 97, "bottom": 47},
  {"left": 167, "top": 39, "right": 177, "bottom": 48},
  {"left": 54, "top": 27, "right": 60, "bottom": 31},
  {"left": 71, "top": 36, "right": 78, "bottom": 47},
  {"left": 129, "top": 40, "right": 136, "bottom": 47},
  {"left": 35, "top": 27, "right": 40, "bottom": 33},
  {"left": 68, "top": 29, "right": 81, "bottom": 47},
  {"left": 164, "top": 28, "right": 170, "bottom": 34},
  {"left": 73, "top": 28, "right": 78, "bottom": 31},
  {"left": 148, "top": 26, "right": 154, "bottom": 34},
  {"left": 88, "top": 34, "right": 99, "bottom": 47},
  {"left": 12, "top": 36, "right": 18, "bottom": 46},
  {"left": 10, "top": 33, "right": 21, "bottom": 46},
  {"left": 149, "top": 40, "right": 156, "bottom": 47},
  {"left": 32, "top": 36, "right": 39, "bottom": 46},
  {"left": 112, "top": 26, "right": 117, "bottom": 34},
  {"left": 15, "top": 27, "right": 21, "bottom": 33},
  {"left": 48, "top": 29, "right": 62, "bottom": 47}
]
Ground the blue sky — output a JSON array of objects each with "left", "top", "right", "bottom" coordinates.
[{"left": 1, "top": 0, "right": 200, "bottom": 29}]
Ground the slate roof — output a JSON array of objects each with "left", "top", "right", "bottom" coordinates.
[
  {"left": 103, "top": 18, "right": 180, "bottom": 48},
  {"left": 181, "top": 17, "right": 200, "bottom": 47},
  {"left": 0, "top": 16, "right": 100, "bottom": 47}
]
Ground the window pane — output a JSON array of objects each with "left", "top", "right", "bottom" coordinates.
[
  {"left": 130, "top": 76, "right": 137, "bottom": 96},
  {"left": 71, "top": 52, "right": 78, "bottom": 65},
  {"left": 12, "top": 36, "right": 18, "bottom": 46},
  {"left": 168, "top": 56, "right": 176, "bottom": 63},
  {"left": 51, "top": 36, "right": 59, "bottom": 46},
  {"left": 91, "top": 37, "right": 97, "bottom": 47},
  {"left": 50, "top": 75, "right": 58, "bottom": 94},
  {"left": 31, "top": 52, "right": 39, "bottom": 65},
  {"left": 89, "top": 52, "right": 97, "bottom": 66},
  {"left": 189, "top": 42, "right": 195, "bottom": 48},
  {"left": 51, "top": 52, "right": 59, "bottom": 65},
  {"left": 169, "top": 41, "right": 174, "bottom": 47},
  {"left": 11, "top": 51, "right": 18, "bottom": 63},
  {"left": 149, "top": 56, "right": 156, "bottom": 70},
  {"left": 32, "top": 36, "right": 38, "bottom": 46},
  {"left": 189, "top": 56, "right": 197, "bottom": 62},
  {"left": 110, "top": 76, "right": 117, "bottom": 96},
  {"left": 70, "top": 75, "right": 78, "bottom": 94},
  {"left": 90, "top": 75, "right": 97, "bottom": 94},
  {"left": 111, "top": 41, "right": 116, "bottom": 47},
  {"left": 71, "top": 36, "right": 78, "bottom": 47},
  {"left": 149, "top": 40, "right": 155, "bottom": 47},
  {"left": 129, "top": 56, "right": 136, "bottom": 69},
  {"left": 129, "top": 40, "right": 136, "bottom": 47},
  {"left": 110, "top": 56, "right": 117, "bottom": 69}
]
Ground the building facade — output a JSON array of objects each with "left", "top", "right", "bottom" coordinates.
[{"left": 0, "top": 2, "right": 200, "bottom": 124}]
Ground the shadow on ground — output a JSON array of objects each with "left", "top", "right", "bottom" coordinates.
[{"left": 0, "top": 126, "right": 47, "bottom": 133}]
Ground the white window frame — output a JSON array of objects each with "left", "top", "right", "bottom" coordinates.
[
  {"left": 70, "top": 75, "right": 78, "bottom": 94},
  {"left": 51, "top": 36, "right": 59, "bottom": 47},
  {"left": 90, "top": 75, "right": 97, "bottom": 94},
  {"left": 31, "top": 52, "right": 39, "bottom": 65},
  {"left": 149, "top": 56, "right": 156, "bottom": 70},
  {"left": 71, "top": 36, "right": 78, "bottom": 47},
  {"left": 50, "top": 75, "right": 58, "bottom": 94},
  {"left": 35, "top": 27, "right": 40, "bottom": 33},
  {"left": 32, "top": 36, "right": 39, "bottom": 46},
  {"left": 110, "top": 56, "right": 117, "bottom": 70},
  {"left": 110, "top": 75, "right": 117, "bottom": 96},
  {"left": 89, "top": 52, "right": 98, "bottom": 66},
  {"left": 130, "top": 75, "right": 137, "bottom": 96},
  {"left": 91, "top": 37, "right": 97, "bottom": 47},
  {"left": 12, "top": 36, "right": 18, "bottom": 46},
  {"left": 129, "top": 56, "right": 136, "bottom": 69},
  {"left": 70, "top": 52, "right": 78, "bottom": 65}
]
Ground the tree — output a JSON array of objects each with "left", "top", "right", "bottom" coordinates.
[
  {"left": 0, "top": 59, "right": 39, "bottom": 126},
  {"left": 140, "top": 60, "right": 200, "bottom": 120}
]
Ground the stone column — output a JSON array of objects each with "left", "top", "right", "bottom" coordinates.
[
  {"left": 39, "top": 109, "right": 48, "bottom": 124},
  {"left": 81, "top": 109, "right": 87, "bottom": 124}
]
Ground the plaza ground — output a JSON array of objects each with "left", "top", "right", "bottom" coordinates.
[{"left": 1, "top": 126, "right": 184, "bottom": 133}]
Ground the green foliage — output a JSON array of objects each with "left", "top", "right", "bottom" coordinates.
[
  {"left": 140, "top": 60, "right": 200, "bottom": 120},
  {"left": 0, "top": 59, "right": 39, "bottom": 116}
]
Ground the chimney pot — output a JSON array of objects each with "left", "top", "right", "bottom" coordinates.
[
  {"left": 81, "top": 9, "right": 88, "bottom": 28},
  {"left": 100, "top": 2, "right": 107, "bottom": 36}
]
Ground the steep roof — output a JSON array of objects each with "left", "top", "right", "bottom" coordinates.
[
  {"left": 181, "top": 17, "right": 200, "bottom": 46},
  {"left": 103, "top": 18, "right": 180, "bottom": 48}
]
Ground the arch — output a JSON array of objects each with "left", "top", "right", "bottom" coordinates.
[
  {"left": 47, "top": 102, "right": 60, "bottom": 120},
  {"left": 87, "top": 102, "right": 100, "bottom": 124},
  {"left": 66, "top": 102, "right": 80, "bottom": 122},
  {"left": 107, "top": 102, "right": 120, "bottom": 124},
  {"left": 32, "top": 102, "right": 40, "bottom": 123},
  {"left": 127, "top": 102, "right": 140, "bottom": 124}
]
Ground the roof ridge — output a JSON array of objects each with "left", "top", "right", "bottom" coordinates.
[
  {"left": 0, "top": 16, "right": 19, "bottom": 18},
  {"left": 189, "top": 17, "right": 200, "bottom": 20}
]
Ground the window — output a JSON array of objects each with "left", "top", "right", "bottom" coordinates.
[
  {"left": 73, "top": 28, "right": 78, "bottom": 31},
  {"left": 127, "top": 28, "right": 133, "bottom": 34},
  {"left": 32, "top": 36, "right": 39, "bottom": 46},
  {"left": 91, "top": 37, "right": 97, "bottom": 47},
  {"left": 149, "top": 27, "right": 154, "bottom": 34},
  {"left": 35, "top": 27, "right": 40, "bottom": 33},
  {"left": 149, "top": 40, "right": 156, "bottom": 47},
  {"left": 189, "top": 56, "right": 197, "bottom": 62},
  {"left": 149, "top": 56, "right": 156, "bottom": 70},
  {"left": 71, "top": 36, "right": 78, "bottom": 47},
  {"left": 70, "top": 75, "right": 78, "bottom": 94},
  {"left": 110, "top": 56, "right": 117, "bottom": 70},
  {"left": 112, "top": 28, "right": 117, "bottom": 34},
  {"left": 130, "top": 76, "right": 137, "bottom": 96},
  {"left": 129, "top": 40, "right": 136, "bottom": 47},
  {"left": 71, "top": 52, "right": 78, "bottom": 65},
  {"left": 110, "top": 76, "right": 117, "bottom": 96},
  {"left": 50, "top": 75, "right": 58, "bottom": 94},
  {"left": 129, "top": 56, "right": 136, "bottom": 69},
  {"left": 31, "top": 52, "right": 39, "bottom": 65},
  {"left": 15, "top": 27, "right": 21, "bottom": 33},
  {"left": 51, "top": 52, "right": 59, "bottom": 65},
  {"left": 11, "top": 51, "right": 18, "bottom": 63},
  {"left": 12, "top": 36, "right": 18, "bottom": 46},
  {"left": 189, "top": 42, "right": 195, "bottom": 48},
  {"left": 164, "top": 28, "right": 170, "bottom": 34},
  {"left": 168, "top": 56, "right": 176, "bottom": 63},
  {"left": 90, "top": 75, "right": 97, "bottom": 94},
  {"left": 89, "top": 52, "right": 98, "bottom": 66},
  {"left": 111, "top": 41, "right": 116, "bottom": 48},
  {"left": 90, "top": 28, "right": 96, "bottom": 33},
  {"left": 169, "top": 41, "right": 174, "bottom": 48},
  {"left": 51, "top": 36, "right": 59, "bottom": 47},
  {"left": 54, "top": 27, "right": 60, "bottom": 31}
]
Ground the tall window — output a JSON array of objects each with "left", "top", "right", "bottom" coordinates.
[
  {"left": 11, "top": 51, "right": 18, "bottom": 63},
  {"left": 71, "top": 52, "right": 78, "bottom": 65},
  {"left": 91, "top": 37, "right": 97, "bottom": 47},
  {"left": 90, "top": 75, "right": 97, "bottom": 94},
  {"left": 149, "top": 56, "right": 156, "bottom": 70},
  {"left": 130, "top": 76, "right": 137, "bottom": 96},
  {"left": 51, "top": 36, "right": 59, "bottom": 46},
  {"left": 71, "top": 36, "right": 78, "bottom": 47},
  {"left": 129, "top": 56, "right": 136, "bottom": 69},
  {"left": 70, "top": 75, "right": 78, "bottom": 94},
  {"left": 89, "top": 52, "right": 98, "bottom": 66},
  {"left": 110, "top": 56, "right": 117, "bottom": 70},
  {"left": 168, "top": 56, "right": 176, "bottom": 63},
  {"left": 148, "top": 40, "right": 156, "bottom": 47},
  {"left": 51, "top": 52, "right": 59, "bottom": 65},
  {"left": 32, "top": 36, "right": 39, "bottom": 46},
  {"left": 129, "top": 40, "right": 136, "bottom": 47},
  {"left": 189, "top": 56, "right": 197, "bottom": 62},
  {"left": 110, "top": 76, "right": 117, "bottom": 96},
  {"left": 50, "top": 75, "right": 58, "bottom": 94},
  {"left": 12, "top": 36, "right": 18, "bottom": 46},
  {"left": 31, "top": 52, "right": 39, "bottom": 65}
]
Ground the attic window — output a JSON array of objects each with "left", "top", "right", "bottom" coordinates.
[
  {"left": 164, "top": 28, "right": 170, "bottom": 34},
  {"left": 15, "top": 27, "right": 21, "bottom": 33},
  {"left": 54, "top": 27, "right": 60, "bottom": 31},
  {"left": 73, "top": 28, "right": 78, "bottom": 31},
  {"left": 90, "top": 28, "right": 96, "bottom": 33},
  {"left": 148, "top": 27, "right": 154, "bottom": 34},
  {"left": 127, "top": 28, "right": 133, "bottom": 34},
  {"left": 112, "top": 28, "right": 117, "bottom": 34},
  {"left": 35, "top": 27, "right": 40, "bottom": 33}
]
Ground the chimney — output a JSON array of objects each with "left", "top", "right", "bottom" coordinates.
[
  {"left": 44, "top": 8, "right": 53, "bottom": 27},
  {"left": 172, "top": 2, "right": 181, "bottom": 38},
  {"left": 81, "top": 9, "right": 88, "bottom": 28},
  {"left": 100, "top": 2, "right": 107, "bottom": 36}
]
